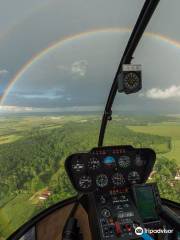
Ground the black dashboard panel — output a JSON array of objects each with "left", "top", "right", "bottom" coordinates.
[{"left": 65, "top": 145, "right": 156, "bottom": 193}]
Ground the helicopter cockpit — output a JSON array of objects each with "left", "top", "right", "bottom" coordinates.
[
  {"left": 9, "top": 143, "right": 180, "bottom": 240},
  {"left": 1, "top": 0, "right": 180, "bottom": 240},
  {"left": 64, "top": 145, "right": 180, "bottom": 240}
]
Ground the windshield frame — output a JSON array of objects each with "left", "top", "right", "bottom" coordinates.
[{"left": 98, "top": 0, "right": 160, "bottom": 147}]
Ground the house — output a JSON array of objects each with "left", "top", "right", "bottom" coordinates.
[
  {"left": 148, "top": 170, "right": 156, "bottom": 180},
  {"left": 175, "top": 170, "right": 180, "bottom": 181},
  {"left": 39, "top": 190, "right": 52, "bottom": 200}
]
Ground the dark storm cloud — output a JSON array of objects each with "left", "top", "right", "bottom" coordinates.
[
  {"left": 147, "top": 0, "right": 180, "bottom": 41},
  {"left": 1, "top": 0, "right": 180, "bottom": 114},
  {"left": 0, "top": 0, "right": 179, "bottom": 77},
  {"left": 0, "top": 0, "right": 52, "bottom": 32},
  {"left": 0, "top": 0, "right": 143, "bottom": 75},
  {"left": 0, "top": 69, "right": 9, "bottom": 94},
  {"left": 4, "top": 32, "right": 126, "bottom": 108},
  {"left": 4, "top": 32, "right": 180, "bottom": 111}
]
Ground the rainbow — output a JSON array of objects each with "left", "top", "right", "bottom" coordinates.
[{"left": 1, "top": 28, "right": 180, "bottom": 105}]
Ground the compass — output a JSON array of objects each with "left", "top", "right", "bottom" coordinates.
[
  {"left": 118, "top": 64, "right": 142, "bottom": 94},
  {"left": 124, "top": 72, "right": 141, "bottom": 93}
]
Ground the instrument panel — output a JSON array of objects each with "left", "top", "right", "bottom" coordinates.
[{"left": 65, "top": 145, "right": 156, "bottom": 193}]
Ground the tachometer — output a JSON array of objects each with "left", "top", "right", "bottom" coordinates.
[
  {"left": 128, "top": 171, "right": 140, "bottom": 183},
  {"left": 79, "top": 175, "right": 92, "bottom": 189},
  {"left": 118, "top": 155, "right": 130, "bottom": 168},
  {"left": 88, "top": 157, "right": 100, "bottom": 170},
  {"left": 112, "top": 173, "right": 125, "bottom": 186},
  {"left": 96, "top": 174, "right": 108, "bottom": 188}
]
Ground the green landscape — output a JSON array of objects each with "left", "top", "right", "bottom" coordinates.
[{"left": 0, "top": 114, "right": 179, "bottom": 239}]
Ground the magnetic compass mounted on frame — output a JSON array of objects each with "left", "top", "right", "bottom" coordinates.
[{"left": 118, "top": 64, "right": 142, "bottom": 94}]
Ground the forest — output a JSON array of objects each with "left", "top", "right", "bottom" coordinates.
[{"left": 0, "top": 114, "right": 179, "bottom": 239}]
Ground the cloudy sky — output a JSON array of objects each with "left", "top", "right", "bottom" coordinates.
[{"left": 0, "top": 0, "right": 180, "bottom": 114}]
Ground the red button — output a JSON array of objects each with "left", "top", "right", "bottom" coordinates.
[
  {"left": 125, "top": 224, "right": 132, "bottom": 232},
  {"left": 115, "top": 222, "right": 121, "bottom": 236}
]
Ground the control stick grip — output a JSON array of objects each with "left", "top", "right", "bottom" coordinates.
[{"left": 62, "top": 217, "right": 81, "bottom": 240}]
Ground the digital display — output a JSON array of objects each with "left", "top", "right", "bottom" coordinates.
[{"left": 134, "top": 185, "right": 159, "bottom": 222}]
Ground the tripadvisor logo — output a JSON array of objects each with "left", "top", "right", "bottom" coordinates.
[
  {"left": 135, "top": 226, "right": 174, "bottom": 236},
  {"left": 135, "top": 227, "right": 144, "bottom": 236}
]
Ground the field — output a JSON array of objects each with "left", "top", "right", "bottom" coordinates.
[
  {"left": 128, "top": 123, "right": 180, "bottom": 164},
  {"left": 0, "top": 114, "right": 179, "bottom": 239},
  {"left": 0, "top": 194, "right": 37, "bottom": 238}
]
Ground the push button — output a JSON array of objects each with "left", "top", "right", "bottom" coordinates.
[
  {"left": 125, "top": 224, "right": 132, "bottom": 232},
  {"left": 114, "top": 222, "right": 121, "bottom": 236}
]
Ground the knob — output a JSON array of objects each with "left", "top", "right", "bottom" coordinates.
[
  {"left": 101, "top": 208, "right": 111, "bottom": 218},
  {"left": 100, "top": 195, "right": 106, "bottom": 204}
]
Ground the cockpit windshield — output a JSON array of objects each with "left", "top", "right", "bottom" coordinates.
[
  {"left": 0, "top": 1, "right": 179, "bottom": 239},
  {"left": 106, "top": 0, "right": 180, "bottom": 203}
]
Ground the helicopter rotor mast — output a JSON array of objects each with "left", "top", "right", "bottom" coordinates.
[{"left": 98, "top": 0, "right": 160, "bottom": 147}]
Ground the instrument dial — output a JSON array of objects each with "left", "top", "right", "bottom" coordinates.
[
  {"left": 71, "top": 159, "right": 85, "bottom": 172},
  {"left": 79, "top": 175, "right": 92, "bottom": 189},
  {"left": 88, "top": 157, "right": 100, "bottom": 170},
  {"left": 118, "top": 155, "right": 130, "bottom": 168},
  {"left": 135, "top": 155, "right": 143, "bottom": 167},
  {"left": 101, "top": 208, "right": 111, "bottom": 218},
  {"left": 103, "top": 156, "right": 116, "bottom": 168},
  {"left": 128, "top": 171, "right": 140, "bottom": 183},
  {"left": 96, "top": 174, "right": 108, "bottom": 188},
  {"left": 112, "top": 173, "right": 125, "bottom": 186},
  {"left": 124, "top": 72, "right": 140, "bottom": 91}
]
